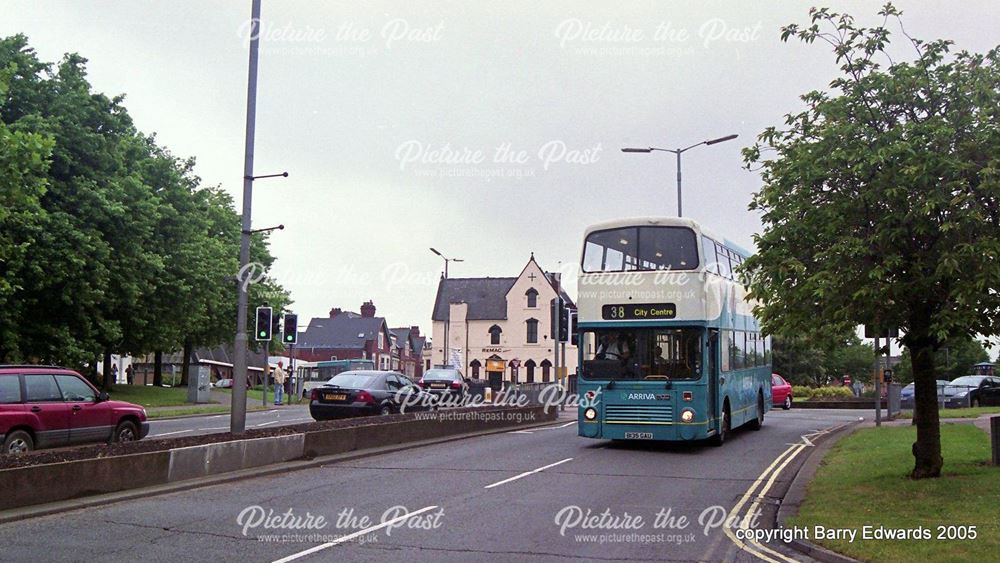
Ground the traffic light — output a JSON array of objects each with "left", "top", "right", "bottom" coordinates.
[
  {"left": 271, "top": 313, "right": 281, "bottom": 340},
  {"left": 255, "top": 306, "right": 273, "bottom": 341},
  {"left": 283, "top": 313, "right": 298, "bottom": 344},
  {"left": 570, "top": 310, "right": 579, "bottom": 346},
  {"left": 550, "top": 298, "right": 570, "bottom": 342}
]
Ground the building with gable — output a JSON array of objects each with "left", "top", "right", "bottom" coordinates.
[{"left": 430, "top": 255, "right": 577, "bottom": 389}]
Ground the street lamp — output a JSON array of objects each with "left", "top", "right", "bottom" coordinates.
[
  {"left": 430, "top": 247, "right": 463, "bottom": 368},
  {"left": 429, "top": 247, "right": 463, "bottom": 279},
  {"left": 622, "top": 133, "right": 738, "bottom": 217}
]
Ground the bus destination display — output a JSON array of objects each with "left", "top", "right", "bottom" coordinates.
[{"left": 602, "top": 303, "right": 677, "bottom": 320}]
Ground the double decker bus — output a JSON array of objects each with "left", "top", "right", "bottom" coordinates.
[{"left": 576, "top": 217, "right": 771, "bottom": 445}]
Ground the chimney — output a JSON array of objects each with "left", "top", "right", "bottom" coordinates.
[
  {"left": 329, "top": 307, "right": 342, "bottom": 318},
  {"left": 410, "top": 326, "right": 420, "bottom": 336},
  {"left": 360, "top": 300, "right": 376, "bottom": 318}
]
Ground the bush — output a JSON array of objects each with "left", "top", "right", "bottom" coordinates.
[
  {"left": 794, "top": 386, "right": 856, "bottom": 400},
  {"left": 792, "top": 385, "right": 813, "bottom": 399}
]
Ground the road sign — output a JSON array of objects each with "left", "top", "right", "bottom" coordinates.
[{"left": 864, "top": 325, "right": 899, "bottom": 339}]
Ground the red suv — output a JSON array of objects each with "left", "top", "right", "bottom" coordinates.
[{"left": 1, "top": 365, "right": 150, "bottom": 454}]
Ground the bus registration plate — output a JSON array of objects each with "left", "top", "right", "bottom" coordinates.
[{"left": 624, "top": 432, "right": 653, "bottom": 440}]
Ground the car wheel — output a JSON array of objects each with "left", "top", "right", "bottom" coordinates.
[
  {"left": 379, "top": 404, "right": 392, "bottom": 416},
  {"left": 3, "top": 430, "right": 34, "bottom": 454},
  {"left": 783, "top": 396, "right": 792, "bottom": 410},
  {"left": 112, "top": 420, "right": 139, "bottom": 443},
  {"left": 749, "top": 392, "right": 764, "bottom": 430}
]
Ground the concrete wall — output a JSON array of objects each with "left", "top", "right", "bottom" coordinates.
[{"left": 0, "top": 406, "right": 555, "bottom": 512}]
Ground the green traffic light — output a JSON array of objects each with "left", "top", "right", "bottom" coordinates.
[{"left": 259, "top": 331, "right": 266, "bottom": 337}]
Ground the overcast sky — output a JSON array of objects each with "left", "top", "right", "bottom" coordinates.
[{"left": 3, "top": 1, "right": 998, "bottom": 333}]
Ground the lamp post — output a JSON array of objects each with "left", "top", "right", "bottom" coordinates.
[
  {"left": 230, "top": 0, "right": 289, "bottom": 434},
  {"left": 430, "top": 247, "right": 463, "bottom": 279},
  {"left": 430, "top": 248, "right": 463, "bottom": 367},
  {"left": 622, "top": 134, "right": 738, "bottom": 217}
]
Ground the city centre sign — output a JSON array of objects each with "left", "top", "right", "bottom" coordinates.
[{"left": 602, "top": 303, "right": 677, "bottom": 320}]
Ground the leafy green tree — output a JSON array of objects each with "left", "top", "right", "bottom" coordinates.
[
  {"left": 824, "top": 335, "right": 876, "bottom": 384},
  {"left": 743, "top": 6, "right": 999, "bottom": 478},
  {"left": 894, "top": 337, "right": 990, "bottom": 384},
  {"left": 0, "top": 35, "right": 290, "bottom": 394},
  {"left": 772, "top": 335, "right": 827, "bottom": 386}
]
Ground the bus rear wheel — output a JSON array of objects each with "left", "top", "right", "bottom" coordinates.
[{"left": 748, "top": 392, "right": 764, "bottom": 431}]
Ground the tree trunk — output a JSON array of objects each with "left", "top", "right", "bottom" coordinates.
[
  {"left": 180, "top": 340, "right": 193, "bottom": 387},
  {"left": 908, "top": 316, "right": 943, "bottom": 479},
  {"left": 153, "top": 350, "right": 163, "bottom": 387},
  {"left": 102, "top": 349, "right": 114, "bottom": 392}
]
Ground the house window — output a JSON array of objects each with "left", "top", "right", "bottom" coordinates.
[
  {"left": 470, "top": 359, "right": 481, "bottom": 379},
  {"left": 541, "top": 359, "right": 552, "bottom": 382},
  {"left": 526, "top": 318, "right": 539, "bottom": 344},
  {"left": 488, "top": 325, "right": 502, "bottom": 345},
  {"left": 378, "top": 333, "right": 384, "bottom": 350},
  {"left": 526, "top": 288, "right": 538, "bottom": 308},
  {"left": 524, "top": 359, "right": 536, "bottom": 383}
]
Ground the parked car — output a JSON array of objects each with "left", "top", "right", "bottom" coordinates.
[
  {"left": 309, "top": 370, "right": 434, "bottom": 420},
  {"left": 941, "top": 375, "right": 1000, "bottom": 408},
  {"left": 214, "top": 378, "right": 233, "bottom": 388},
  {"left": 1, "top": 365, "right": 150, "bottom": 454},
  {"left": 771, "top": 373, "right": 792, "bottom": 410},
  {"left": 899, "top": 380, "right": 951, "bottom": 409},
  {"left": 418, "top": 368, "right": 469, "bottom": 403}
]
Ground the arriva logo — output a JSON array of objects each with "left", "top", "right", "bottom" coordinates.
[{"left": 626, "top": 393, "right": 656, "bottom": 400}]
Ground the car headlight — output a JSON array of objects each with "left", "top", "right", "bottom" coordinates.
[
  {"left": 584, "top": 407, "right": 597, "bottom": 421},
  {"left": 680, "top": 409, "right": 694, "bottom": 423},
  {"left": 955, "top": 391, "right": 968, "bottom": 398}
]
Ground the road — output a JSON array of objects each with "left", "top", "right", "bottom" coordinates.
[
  {"left": 0, "top": 409, "right": 864, "bottom": 562},
  {"left": 147, "top": 406, "right": 314, "bottom": 439}
]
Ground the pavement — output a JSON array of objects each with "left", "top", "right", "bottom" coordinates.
[{"left": 0, "top": 407, "right": 865, "bottom": 562}]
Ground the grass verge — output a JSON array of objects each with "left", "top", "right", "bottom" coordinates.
[
  {"left": 896, "top": 406, "right": 1000, "bottom": 419},
  {"left": 105, "top": 385, "right": 193, "bottom": 407},
  {"left": 790, "top": 424, "right": 998, "bottom": 562}
]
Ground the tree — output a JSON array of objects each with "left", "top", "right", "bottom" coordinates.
[
  {"left": 894, "top": 337, "right": 990, "bottom": 384},
  {"left": 742, "top": 6, "right": 999, "bottom": 478},
  {"left": 772, "top": 335, "right": 827, "bottom": 386}
]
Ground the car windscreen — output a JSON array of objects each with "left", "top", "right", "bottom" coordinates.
[
  {"left": 947, "top": 376, "right": 984, "bottom": 387},
  {"left": 423, "top": 370, "right": 461, "bottom": 381},
  {"left": 325, "top": 373, "right": 379, "bottom": 389}
]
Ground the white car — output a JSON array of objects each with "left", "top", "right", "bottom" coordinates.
[{"left": 214, "top": 378, "right": 233, "bottom": 388}]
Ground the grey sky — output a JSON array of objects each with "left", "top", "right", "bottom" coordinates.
[{"left": 3, "top": 1, "right": 997, "bottom": 332}]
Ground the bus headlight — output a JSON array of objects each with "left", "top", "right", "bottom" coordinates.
[
  {"left": 584, "top": 407, "right": 597, "bottom": 421},
  {"left": 680, "top": 409, "right": 694, "bottom": 423}
]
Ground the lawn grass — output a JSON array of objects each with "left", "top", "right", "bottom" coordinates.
[
  {"left": 105, "top": 385, "right": 193, "bottom": 407},
  {"left": 790, "top": 424, "right": 998, "bottom": 562},
  {"left": 896, "top": 406, "right": 1000, "bottom": 419}
]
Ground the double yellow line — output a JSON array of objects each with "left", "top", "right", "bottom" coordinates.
[{"left": 718, "top": 426, "right": 841, "bottom": 562}]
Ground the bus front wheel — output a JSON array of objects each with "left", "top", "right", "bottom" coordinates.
[
  {"left": 748, "top": 392, "right": 764, "bottom": 431},
  {"left": 711, "top": 404, "right": 730, "bottom": 446}
]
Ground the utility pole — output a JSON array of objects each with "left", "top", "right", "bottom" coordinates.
[
  {"left": 230, "top": 0, "right": 262, "bottom": 434},
  {"left": 874, "top": 336, "right": 882, "bottom": 427}
]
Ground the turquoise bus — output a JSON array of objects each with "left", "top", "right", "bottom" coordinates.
[{"left": 576, "top": 217, "right": 772, "bottom": 445}]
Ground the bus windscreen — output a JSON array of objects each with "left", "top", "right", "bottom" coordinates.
[
  {"left": 579, "top": 327, "right": 703, "bottom": 381},
  {"left": 582, "top": 226, "right": 699, "bottom": 273}
]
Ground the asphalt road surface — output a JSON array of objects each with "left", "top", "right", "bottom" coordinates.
[
  {"left": 147, "top": 406, "right": 314, "bottom": 439},
  {"left": 0, "top": 409, "right": 865, "bottom": 562}
]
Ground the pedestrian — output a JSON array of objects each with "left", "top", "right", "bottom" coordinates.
[
  {"left": 125, "top": 364, "right": 134, "bottom": 385},
  {"left": 111, "top": 364, "right": 119, "bottom": 383},
  {"left": 273, "top": 361, "right": 287, "bottom": 405}
]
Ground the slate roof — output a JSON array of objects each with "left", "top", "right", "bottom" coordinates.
[
  {"left": 431, "top": 272, "right": 576, "bottom": 322},
  {"left": 431, "top": 277, "right": 518, "bottom": 321},
  {"left": 297, "top": 313, "right": 387, "bottom": 349},
  {"left": 389, "top": 328, "right": 413, "bottom": 351}
]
